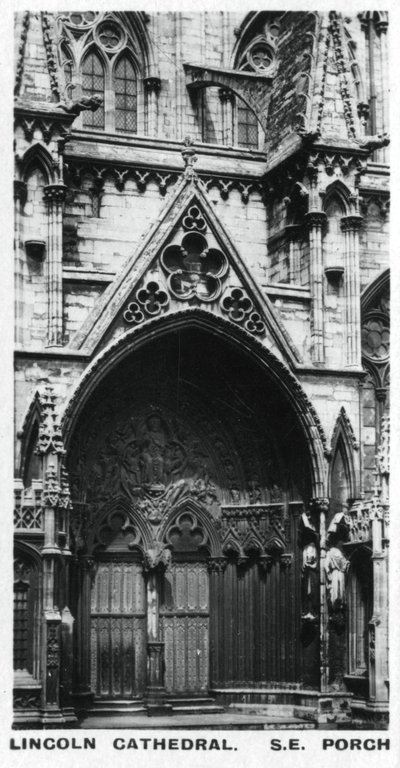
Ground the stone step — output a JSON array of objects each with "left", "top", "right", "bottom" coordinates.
[
  {"left": 169, "top": 697, "right": 216, "bottom": 704},
  {"left": 89, "top": 699, "right": 147, "bottom": 716},
  {"left": 229, "top": 702, "right": 299, "bottom": 717},
  {"left": 172, "top": 705, "right": 225, "bottom": 714}
]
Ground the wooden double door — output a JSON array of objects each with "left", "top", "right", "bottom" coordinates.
[
  {"left": 90, "top": 559, "right": 147, "bottom": 698},
  {"left": 90, "top": 557, "right": 210, "bottom": 698},
  {"left": 160, "top": 560, "right": 209, "bottom": 694}
]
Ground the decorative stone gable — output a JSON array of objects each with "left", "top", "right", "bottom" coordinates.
[{"left": 70, "top": 165, "right": 301, "bottom": 365}]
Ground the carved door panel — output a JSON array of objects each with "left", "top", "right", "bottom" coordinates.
[
  {"left": 90, "top": 560, "right": 146, "bottom": 698},
  {"left": 160, "top": 562, "right": 209, "bottom": 694}
]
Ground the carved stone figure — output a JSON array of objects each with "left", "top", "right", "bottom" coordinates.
[
  {"left": 324, "top": 546, "right": 349, "bottom": 605},
  {"left": 56, "top": 95, "right": 103, "bottom": 115},
  {"left": 302, "top": 541, "right": 319, "bottom": 619}
]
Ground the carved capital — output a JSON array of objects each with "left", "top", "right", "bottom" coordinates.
[
  {"left": 44, "top": 183, "right": 67, "bottom": 203},
  {"left": 143, "top": 543, "right": 172, "bottom": 572},
  {"left": 218, "top": 88, "right": 235, "bottom": 104},
  {"left": 181, "top": 136, "right": 198, "bottom": 179},
  {"left": 207, "top": 556, "right": 227, "bottom": 573},
  {"left": 14, "top": 179, "right": 27, "bottom": 203},
  {"left": 304, "top": 211, "right": 327, "bottom": 229},
  {"left": 340, "top": 215, "right": 363, "bottom": 232},
  {"left": 311, "top": 497, "right": 330, "bottom": 515},
  {"left": 143, "top": 76, "right": 161, "bottom": 93},
  {"left": 280, "top": 553, "right": 293, "bottom": 569}
]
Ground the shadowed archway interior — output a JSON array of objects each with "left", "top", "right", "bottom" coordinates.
[{"left": 67, "top": 327, "right": 317, "bottom": 699}]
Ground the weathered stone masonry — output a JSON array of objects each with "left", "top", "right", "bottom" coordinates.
[{"left": 13, "top": 11, "right": 389, "bottom": 728}]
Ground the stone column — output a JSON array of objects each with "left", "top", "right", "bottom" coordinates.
[
  {"left": 43, "top": 183, "right": 66, "bottom": 347},
  {"left": 74, "top": 555, "right": 95, "bottom": 707},
  {"left": 219, "top": 89, "right": 234, "bottom": 146},
  {"left": 144, "top": 556, "right": 172, "bottom": 715},
  {"left": 312, "top": 498, "right": 329, "bottom": 691},
  {"left": 208, "top": 556, "right": 227, "bottom": 687},
  {"left": 305, "top": 212, "right": 327, "bottom": 365},
  {"left": 368, "top": 495, "right": 389, "bottom": 709},
  {"left": 376, "top": 16, "right": 389, "bottom": 165},
  {"left": 14, "top": 180, "right": 27, "bottom": 346},
  {"left": 14, "top": 179, "right": 27, "bottom": 343},
  {"left": 144, "top": 76, "right": 161, "bottom": 138},
  {"left": 40, "top": 459, "right": 63, "bottom": 724},
  {"left": 341, "top": 215, "right": 363, "bottom": 369}
]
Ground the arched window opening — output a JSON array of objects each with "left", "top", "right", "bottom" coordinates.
[
  {"left": 330, "top": 439, "right": 350, "bottom": 520},
  {"left": 60, "top": 43, "right": 74, "bottom": 87},
  {"left": 23, "top": 420, "right": 40, "bottom": 488},
  {"left": 347, "top": 553, "right": 372, "bottom": 680},
  {"left": 82, "top": 52, "right": 105, "bottom": 129},
  {"left": 114, "top": 56, "right": 137, "bottom": 133},
  {"left": 14, "top": 554, "right": 40, "bottom": 678},
  {"left": 237, "top": 100, "right": 259, "bottom": 149},
  {"left": 324, "top": 198, "right": 345, "bottom": 270}
]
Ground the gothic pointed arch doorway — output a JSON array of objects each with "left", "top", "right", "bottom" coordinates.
[{"left": 66, "top": 317, "right": 323, "bottom": 706}]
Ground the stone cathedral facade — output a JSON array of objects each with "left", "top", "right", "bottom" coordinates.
[{"left": 13, "top": 11, "right": 390, "bottom": 729}]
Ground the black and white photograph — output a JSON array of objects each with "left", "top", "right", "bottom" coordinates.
[{"left": 4, "top": 1, "right": 398, "bottom": 764}]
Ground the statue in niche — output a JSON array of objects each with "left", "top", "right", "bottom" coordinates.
[
  {"left": 325, "top": 546, "right": 349, "bottom": 606},
  {"left": 302, "top": 541, "right": 319, "bottom": 620},
  {"left": 139, "top": 414, "right": 169, "bottom": 488}
]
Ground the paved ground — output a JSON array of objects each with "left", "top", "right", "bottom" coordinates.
[{"left": 78, "top": 712, "right": 316, "bottom": 730}]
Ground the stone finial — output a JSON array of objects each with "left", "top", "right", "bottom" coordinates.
[{"left": 181, "top": 136, "right": 198, "bottom": 179}]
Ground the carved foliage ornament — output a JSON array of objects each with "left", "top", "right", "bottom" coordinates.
[
  {"left": 161, "top": 232, "right": 228, "bottom": 302},
  {"left": 35, "top": 385, "right": 65, "bottom": 456},
  {"left": 220, "top": 504, "right": 288, "bottom": 564}
]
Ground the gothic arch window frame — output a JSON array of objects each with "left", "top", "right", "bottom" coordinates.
[
  {"left": 113, "top": 51, "right": 139, "bottom": 134},
  {"left": 328, "top": 407, "right": 360, "bottom": 505},
  {"left": 59, "top": 13, "right": 145, "bottom": 136},
  {"left": 19, "top": 144, "right": 56, "bottom": 186},
  {"left": 360, "top": 270, "right": 390, "bottom": 495},
  {"left": 346, "top": 545, "right": 372, "bottom": 679},
  {"left": 13, "top": 543, "right": 42, "bottom": 682}
]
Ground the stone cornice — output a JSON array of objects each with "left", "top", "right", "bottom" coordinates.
[{"left": 14, "top": 103, "right": 77, "bottom": 144}]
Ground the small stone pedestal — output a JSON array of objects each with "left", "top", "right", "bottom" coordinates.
[{"left": 145, "top": 641, "right": 172, "bottom": 716}]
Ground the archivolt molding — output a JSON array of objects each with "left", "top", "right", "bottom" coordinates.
[
  {"left": 361, "top": 268, "right": 390, "bottom": 316},
  {"left": 61, "top": 309, "right": 327, "bottom": 496},
  {"left": 331, "top": 407, "right": 359, "bottom": 454},
  {"left": 17, "top": 143, "right": 57, "bottom": 185},
  {"left": 329, "top": 406, "right": 360, "bottom": 501}
]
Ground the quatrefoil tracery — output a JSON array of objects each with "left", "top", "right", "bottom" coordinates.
[
  {"left": 161, "top": 232, "right": 228, "bottom": 302},
  {"left": 123, "top": 281, "right": 169, "bottom": 325},
  {"left": 221, "top": 287, "right": 266, "bottom": 336}
]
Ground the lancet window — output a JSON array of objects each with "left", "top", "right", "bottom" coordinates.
[{"left": 57, "top": 13, "right": 143, "bottom": 135}]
